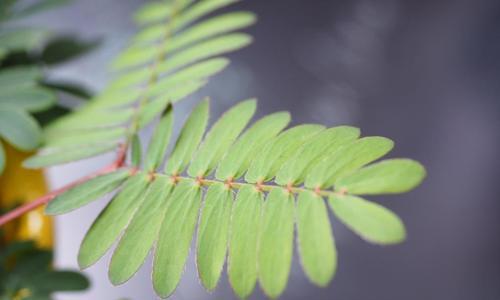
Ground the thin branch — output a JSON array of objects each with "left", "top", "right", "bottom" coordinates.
[
  {"left": 169, "top": 175, "right": 343, "bottom": 198},
  {"left": 0, "top": 144, "right": 127, "bottom": 227}
]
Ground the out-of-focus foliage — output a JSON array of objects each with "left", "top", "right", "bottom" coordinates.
[
  {"left": 0, "top": 240, "right": 89, "bottom": 300},
  {"left": 0, "top": 0, "right": 97, "bottom": 173},
  {"left": 25, "top": 0, "right": 256, "bottom": 168}
]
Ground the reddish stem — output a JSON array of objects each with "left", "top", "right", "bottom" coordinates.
[{"left": 0, "top": 144, "right": 127, "bottom": 227}]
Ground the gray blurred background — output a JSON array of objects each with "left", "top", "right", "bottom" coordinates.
[{"left": 25, "top": 0, "right": 500, "bottom": 299}]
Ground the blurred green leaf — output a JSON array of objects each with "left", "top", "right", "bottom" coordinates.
[
  {"left": 23, "top": 143, "right": 118, "bottom": 169},
  {"left": 0, "top": 241, "right": 89, "bottom": 299},
  {"left": 130, "top": 134, "right": 142, "bottom": 167},
  {"left": 0, "top": 109, "right": 41, "bottom": 151},
  {"left": 41, "top": 36, "right": 100, "bottom": 65},
  {"left": 0, "top": 87, "right": 56, "bottom": 112},
  {"left": 0, "top": 28, "right": 49, "bottom": 52},
  {"left": 33, "top": 105, "right": 70, "bottom": 127},
  {"left": 29, "top": 271, "right": 89, "bottom": 292},
  {"left": 41, "top": 80, "right": 93, "bottom": 99},
  {"left": 0, "top": 66, "right": 41, "bottom": 90}
]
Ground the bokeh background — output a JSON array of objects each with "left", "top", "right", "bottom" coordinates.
[{"left": 22, "top": 0, "right": 500, "bottom": 299}]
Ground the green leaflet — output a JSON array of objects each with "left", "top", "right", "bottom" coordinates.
[
  {"left": 30, "top": 271, "right": 89, "bottom": 293},
  {"left": 23, "top": 143, "right": 118, "bottom": 169},
  {"left": 115, "top": 0, "right": 240, "bottom": 69},
  {"left": 136, "top": 11, "right": 255, "bottom": 48},
  {"left": 0, "top": 87, "right": 56, "bottom": 112},
  {"left": 168, "top": 12, "right": 255, "bottom": 50},
  {"left": 88, "top": 89, "right": 141, "bottom": 109},
  {"left": 133, "top": 0, "right": 194, "bottom": 26},
  {"left": 0, "top": 28, "right": 48, "bottom": 51},
  {"left": 12, "top": 250, "right": 52, "bottom": 277},
  {"left": 156, "top": 33, "right": 250, "bottom": 77},
  {"left": 45, "top": 108, "right": 133, "bottom": 133},
  {"left": 0, "top": 48, "right": 6, "bottom": 60},
  {"left": 109, "top": 69, "right": 149, "bottom": 90},
  {"left": 109, "top": 175, "right": 173, "bottom": 285},
  {"left": 134, "top": 1, "right": 173, "bottom": 25},
  {"left": 335, "top": 159, "right": 426, "bottom": 195},
  {"left": 305, "top": 136, "right": 394, "bottom": 189},
  {"left": 0, "top": 66, "right": 40, "bottom": 90},
  {"left": 0, "top": 109, "right": 41, "bottom": 151},
  {"left": 78, "top": 173, "right": 149, "bottom": 269},
  {"left": 111, "top": 45, "right": 157, "bottom": 70},
  {"left": 216, "top": 111, "right": 290, "bottom": 181},
  {"left": 99, "top": 79, "right": 205, "bottom": 112},
  {"left": 275, "top": 126, "right": 360, "bottom": 185},
  {"left": 153, "top": 180, "right": 202, "bottom": 298},
  {"left": 145, "top": 58, "right": 229, "bottom": 99},
  {"left": 329, "top": 194, "right": 406, "bottom": 244},
  {"left": 130, "top": 134, "right": 142, "bottom": 167},
  {"left": 144, "top": 105, "right": 173, "bottom": 171},
  {"left": 137, "top": 81, "right": 208, "bottom": 129},
  {"left": 296, "top": 191, "right": 336, "bottom": 286},
  {"left": 197, "top": 183, "right": 233, "bottom": 291},
  {"left": 228, "top": 185, "right": 263, "bottom": 299},
  {"left": 45, "top": 170, "right": 130, "bottom": 215},
  {"left": 245, "top": 124, "right": 324, "bottom": 183},
  {"left": 172, "top": 0, "right": 239, "bottom": 34},
  {"left": 164, "top": 99, "right": 209, "bottom": 175},
  {"left": 124, "top": 12, "right": 255, "bottom": 67},
  {"left": 43, "top": 127, "right": 125, "bottom": 147},
  {"left": 188, "top": 99, "right": 256, "bottom": 177},
  {"left": 258, "top": 188, "right": 295, "bottom": 298},
  {"left": 113, "top": 34, "right": 250, "bottom": 90}
]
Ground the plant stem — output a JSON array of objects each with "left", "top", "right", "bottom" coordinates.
[
  {"left": 0, "top": 144, "right": 127, "bottom": 227},
  {"left": 170, "top": 175, "right": 341, "bottom": 197}
]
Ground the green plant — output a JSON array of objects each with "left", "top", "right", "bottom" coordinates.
[
  {"left": 0, "top": 0, "right": 96, "bottom": 174},
  {"left": 0, "top": 0, "right": 426, "bottom": 299},
  {"left": 0, "top": 240, "right": 89, "bottom": 300}
]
